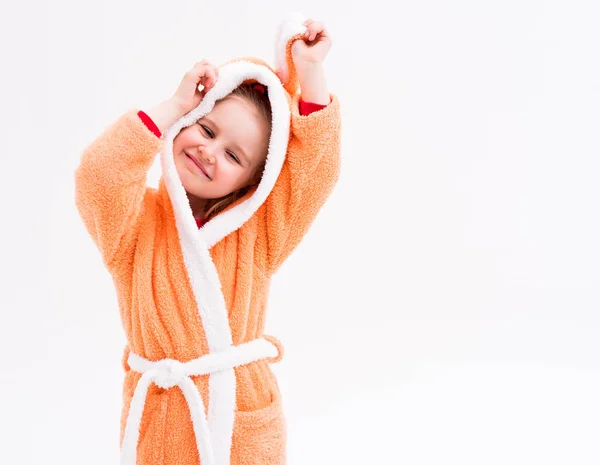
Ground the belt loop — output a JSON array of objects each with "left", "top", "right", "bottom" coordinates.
[
  {"left": 262, "top": 335, "right": 284, "bottom": 363},
  {"left": 122, "top": 345, "right": 131, "bottom": 371}
]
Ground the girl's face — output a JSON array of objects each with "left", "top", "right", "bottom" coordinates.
[{"left": 173, "top": 95, "right": 269, "bottom": 202}]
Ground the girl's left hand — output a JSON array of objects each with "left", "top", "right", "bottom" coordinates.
[{"left": 291, "top": 19, "right": 332, "bottom": 68}]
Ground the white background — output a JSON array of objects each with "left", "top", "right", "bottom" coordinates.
[{"left": 1, "top": 0, "right": 599, "bottom": 463}]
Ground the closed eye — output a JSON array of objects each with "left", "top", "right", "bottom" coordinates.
[
  {"left": 226, "top": 151, "right": 241, "bottom": 164},
  {"left": 199, "top": 124, "right": 214, "bottom": 139}
]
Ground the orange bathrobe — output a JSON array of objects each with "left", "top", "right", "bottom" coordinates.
[{"left": 74, "top": 13, "right": 341, "bottom": 465}]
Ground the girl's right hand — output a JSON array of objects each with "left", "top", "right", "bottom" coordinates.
[{"left": 171, "top": 60, "right": 219, "bottom": 115}]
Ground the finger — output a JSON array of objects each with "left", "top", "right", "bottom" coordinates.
[
  {"left": 311, "top": 27, "right": 330, "bottom": 44},
  {"left": 195, "top": 63, "right": 217, "bottom": 85},
  {"left": 193, "top": 60, "right": 210, "bottom": 72},
  {"left": 201, "top": 73, "right": 213, "bottom": 91},
  {"left": 205, "top": 68, "right": 217, "bottom": 90},
  {"left": 193, "top": 60, "right": 213, "bottom": 76},
  {"left": 308, "top": 22, "right": 325, "bottom": 41},
  {"left": 303, "top": 19, "right": 314, "bottom": 38},
  {"left": 305, "top": 23, "right": 316, "bottom": 41},
  {"left": 317, "top": 26, "right": 330, "bottom": 39},
  {"left": 189, "top": 65, "right": 206, "bottom": 85}
]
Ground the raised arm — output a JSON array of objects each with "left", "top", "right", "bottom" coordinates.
[
  {"left": 74, "top": 109, "right": 163, "bottom": 269},
  {"left": 262, "top": 93, "right": 341, "bottom": 275},
  {"left": 75, "top": 63, "right": 218, "bottom": 269},
  {"left": 260, "top": 20, "right": 342, "bottom": 274}
]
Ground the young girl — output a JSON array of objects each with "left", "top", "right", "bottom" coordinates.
[{"left": 75, "top": 14, "right": 340, "bottom": 465}]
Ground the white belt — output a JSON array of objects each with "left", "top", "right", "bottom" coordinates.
[{"left": 120, "top": 337, "right": 280, "bottom": 465}]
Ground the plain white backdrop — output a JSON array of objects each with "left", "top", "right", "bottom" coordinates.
[{"left": 1, "top": 0, "right": 599, "bottom": 463}]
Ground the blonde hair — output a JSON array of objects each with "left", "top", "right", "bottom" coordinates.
[{"left": 202, "top": 84, "right": 272, "bottom": 221}]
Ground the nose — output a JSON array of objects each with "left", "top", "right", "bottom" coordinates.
[{"left": 199, "top": 143, "right": 216, "bottom": 164}]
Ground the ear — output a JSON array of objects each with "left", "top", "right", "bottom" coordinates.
[{"left": 273, "top": 12, "right": 308, "bottom": 96}]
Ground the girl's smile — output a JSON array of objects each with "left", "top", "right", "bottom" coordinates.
[{"left": 184, "top": 151, "right": 212, "bottom": 179}]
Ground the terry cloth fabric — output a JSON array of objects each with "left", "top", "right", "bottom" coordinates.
[{"left": 74, "top": 12, "right": 341, "bottom": 465}]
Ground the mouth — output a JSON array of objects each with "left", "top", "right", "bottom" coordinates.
[{"left": 185, "top": 152, "right": 211, "bottom": 179}]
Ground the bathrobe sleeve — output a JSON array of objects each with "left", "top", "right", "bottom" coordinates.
[
  {"left": 261, "top": 93, "right": 341, "bottom": 275},
  {"left": 74, "top": 109, "right": 162, "bottom": 269}
]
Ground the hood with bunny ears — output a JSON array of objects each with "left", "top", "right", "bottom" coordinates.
[{"left": 158, "top": 13, "right": 309, "bottom": 250}]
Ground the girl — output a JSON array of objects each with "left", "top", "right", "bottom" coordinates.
[{"left": 75, "top": 14, "right": 340, "bottom": 465}]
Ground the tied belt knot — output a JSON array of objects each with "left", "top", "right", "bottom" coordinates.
[{"left": 152, "top": 358, "right": 188, "bottom": 389}]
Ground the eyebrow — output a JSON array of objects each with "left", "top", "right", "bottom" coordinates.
[{"left": 203, "top": 116, "right": 250, "bottom": 164}]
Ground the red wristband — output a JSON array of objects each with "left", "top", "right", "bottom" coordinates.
[
  {"left": 299, "top": 99, "right": 329, "bottom": 116},
  {"left": 138, "top": 111, "right": 162, "bottom": 138}
]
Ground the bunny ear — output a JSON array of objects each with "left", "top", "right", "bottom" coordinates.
[{"left": 274, "top": 12, "right": 308, "bottom": 96}]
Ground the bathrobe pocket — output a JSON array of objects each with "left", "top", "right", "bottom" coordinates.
[{"left": 231, "top": 387, "right": 287, "bottom": 464}]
